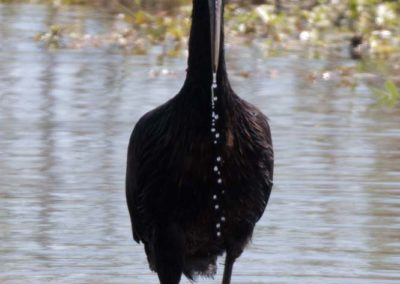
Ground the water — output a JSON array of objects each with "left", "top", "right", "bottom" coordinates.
[{"left": 1, "top": 3, "right": 399, "bottom": 284}]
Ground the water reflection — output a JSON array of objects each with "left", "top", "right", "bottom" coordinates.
[{"left": 0, "top": 3, "right": 399, "bottom": 284}]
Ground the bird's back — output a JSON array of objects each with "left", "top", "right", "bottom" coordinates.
[{"left": 126, "top": 92, "right": 273, "bottom": 278}]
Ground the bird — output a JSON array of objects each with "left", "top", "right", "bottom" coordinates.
[
  {"left": 349, "top": 35, "right": 364, "bottom": 60},
  {"left": 126, "top": 1, "right": 274, "bottom": 283}
]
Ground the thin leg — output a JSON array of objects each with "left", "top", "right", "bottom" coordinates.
[
  {"left": 222, "top": 253, "right": 236, "bottom": 284},
  {"left": 153, "top": 223, "right": 184, "bottom": 284},
  {"left": 222, "top": 222, "right": 251, "bottom": 284}
]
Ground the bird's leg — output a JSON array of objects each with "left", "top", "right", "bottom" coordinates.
[
  {"left": 153, "top": 222, "right": 184, "bottom": 284},
  {"left": 222, "top": 252, "right": 236, "bottom": 284},
  {"left": 221, "top": 221, "right": 253, "bottom": 284}
]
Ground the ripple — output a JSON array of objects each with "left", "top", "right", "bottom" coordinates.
[{"left": 0, "top": 3, "right": 400, "bottom": 284}]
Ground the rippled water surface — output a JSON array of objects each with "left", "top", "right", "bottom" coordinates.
[{"left": 1, "top": 4, "right": 399, "bottom": 284}]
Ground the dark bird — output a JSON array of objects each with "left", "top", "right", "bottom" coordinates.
[
  {"left": 126, "top": 1, "right": 274, "bottom": 283},
  {"left": 349, "top": 35, "right": 364, "bottom": 60}
]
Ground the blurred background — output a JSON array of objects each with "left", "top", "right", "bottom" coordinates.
[{"left": 0, "top": 0, "right": 399, "bottom": 283}]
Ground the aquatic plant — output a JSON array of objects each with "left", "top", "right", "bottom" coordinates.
[
  {"left": 372, "top": 80, "right": 400, "bottom": 108},
  {"left": 30, "top": 0, "right": 400, "bottom": 60}
]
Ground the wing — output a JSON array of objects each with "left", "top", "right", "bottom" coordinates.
[
  {"left": 258, "top": 112, "right": 274, "bottom": 207},
  {"left": 125, "top": 104, "right": 173, "bottom": 244},
  {"left": 125, "top": 123, "right": 140, "bottom": 242},
  {"left": 126, "top": 117, "right": 147, "bottom": 243},
  {"left": 239, "top": 101, "right": 274, "bottom": 221},
  {"left": 256, "top": 108, "right": 274, "bottom": 179}
]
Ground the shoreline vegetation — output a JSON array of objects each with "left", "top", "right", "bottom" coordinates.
[
  {"left": 2, "top": 0, "right": 399, "bottom": 107},
  {"left": 18, "top": 0, "right": 400, "bottom": 58}
]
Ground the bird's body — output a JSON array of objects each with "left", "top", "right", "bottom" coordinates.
[{"left": 126, "top": 1, "right": 273, "bottom": 283}]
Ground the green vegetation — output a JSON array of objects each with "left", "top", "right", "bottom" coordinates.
[
  {"left": 372, "top": 80, "right": 400, "bottom": 108},
  {"left": 2, "top": 0, "right": 400, "bottom": 107},
  {"left": 29, "top": 0, "right": 400, "bottom": 60}
]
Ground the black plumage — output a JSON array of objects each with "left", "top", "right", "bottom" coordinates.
[{"left": 126, "top": 1, "right": 273, "bottom": 283}]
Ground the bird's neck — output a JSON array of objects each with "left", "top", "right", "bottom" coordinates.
[{"left": 185, "top": 0, "right": 230, "bottom": 88}]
